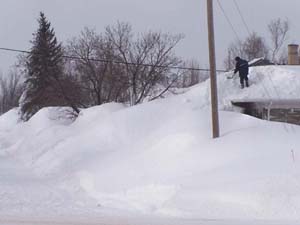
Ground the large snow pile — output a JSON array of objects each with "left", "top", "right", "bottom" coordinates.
[{"left": 1, "top": 65, "right": 300, "bottom": 221}]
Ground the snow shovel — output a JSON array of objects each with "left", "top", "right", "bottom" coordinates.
[{"left": 225, "top": 70, "right": 236, "bottom": 79}]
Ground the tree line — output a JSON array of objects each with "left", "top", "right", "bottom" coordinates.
[
  {"left": 0, "top": 13, "right": 290, "bottom": 119},
  {"left": 224, "top": 18, "right": 290, "bottom": 70},
  {"left": 0, "top": 12, "right": 207, "bottom": 118}
]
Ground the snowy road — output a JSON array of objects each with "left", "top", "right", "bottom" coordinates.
[
  {"left": 0, "top": 153, "right": 298, "bottom": 225},
  {"left": 1, "top": 217, "right": 298, "bottom": 225},
  {"left": 0, "top": 153, "right": 296, "bottom": 225}
]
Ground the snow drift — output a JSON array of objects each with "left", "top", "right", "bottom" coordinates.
[{"left": 1, "top": 65, "right": 300, "bottom": 221}]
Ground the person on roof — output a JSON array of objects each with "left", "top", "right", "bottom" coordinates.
[{"left": 234, "top": 56, "right": 249, "bottom": 89}]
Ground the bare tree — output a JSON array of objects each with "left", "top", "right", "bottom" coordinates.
[
  {"left": 175, "top": 60, "right": 208, "bottom": 88},
  {"left": 224, "top": 40, "right": 246, "bottom": 70},
  {"left": 243, "top": 32, "right": 269, "bottom": 60},
  {"left": 106, "top": 22, "right": 184, "bottom": 105},
  {"left": 268, "top": 18, "right": 289, "bottom": 64},
  {"left": 67, "top": 27, "right": 128, "bottom": 106},
  {"left": 277, "top": 48, "right": 288, "bottom": 65},
  {"left": 66, "top": 22, "right": 184, "bottom": 107},
  {"left": 0, "top": 69, "right": 24, "bottom": 114},
  {"left": 224, "top": 33, "right": 269, "bottom": 70}
]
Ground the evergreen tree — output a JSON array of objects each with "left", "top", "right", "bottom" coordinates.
[{"left": 20, "top": 12, "right": 78, "bottom": 121}]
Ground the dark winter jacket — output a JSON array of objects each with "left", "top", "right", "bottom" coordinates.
[{"left": 234, "top": 58, "right": 249, "bottom": 77}]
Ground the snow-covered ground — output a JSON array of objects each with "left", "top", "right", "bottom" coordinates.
[{"left": 1, "top": 66, "right": 300, "bottom": 224}]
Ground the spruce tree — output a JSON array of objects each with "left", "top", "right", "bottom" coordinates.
[{"left": 20, "top": 12, "right": 66, "bottom": 121}]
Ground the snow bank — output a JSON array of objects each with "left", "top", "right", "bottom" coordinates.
[
  {"left": 1, "top": 66, "right": 300, "bottom": 221},
  {"left": 0, "top": 108, "right": 19, "bottom": 131}
]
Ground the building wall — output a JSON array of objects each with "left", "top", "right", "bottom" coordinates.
[{"left": 232, "top": 101, "right": 300, "bottom": 125}]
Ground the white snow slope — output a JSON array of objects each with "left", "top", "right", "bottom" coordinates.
[{"left": 1, "top": 66, "right": 300, "bottom": 223}]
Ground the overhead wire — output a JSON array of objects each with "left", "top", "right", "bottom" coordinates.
[
  {"left": 225, "top": 0, "right": 273, "bottom": 99},
  {"left": 215, "top": 0, "right": 289, "bottom": 128},
  {"left": 216, "top": 0, "right": 241, "bottom": 42},
  {"left": 229, "top": 0, "right": 294, "bottom": 133},
  {"left": 216, "top": 0, "right": 272, "bottom": 100},
  {"left": 232, "top": 0, "right": 251, "bottom": 36},
  {"left": 0, "top": 47, "right": 227, "bottom": 73}
]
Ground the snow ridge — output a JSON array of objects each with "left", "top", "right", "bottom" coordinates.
[{"left": 1, "top": 66, "right": 300, "bottom": 222}]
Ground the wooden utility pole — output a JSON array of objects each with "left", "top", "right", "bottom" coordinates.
[{"left": 207, "top": 0, "right": 220, "bottom": 138}]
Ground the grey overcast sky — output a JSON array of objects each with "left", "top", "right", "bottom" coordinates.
[{"left": 1, "top": 0, "right": 300, "bottom": 73}]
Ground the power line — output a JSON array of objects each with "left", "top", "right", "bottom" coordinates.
[
  {"left": 216, "top": 0, "right": 241, "bottom": 42},
  {"left": 0, "top": 47, "right": 228, "bottom": 73},
  {"left": 232, "top": 0, "right": 251, "bottom": 36},
  {"left": 227, "top": 0, "right": 290, "bottom": 132},
  {"left": 231, "top": 0, "right": 294, "bottom": 133},
  {"left": 223, "top": 0, "right": 287, "bottom": 132},
  {"left": 230, "top": 0, "right": 293, "bottom": 133}
]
